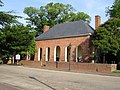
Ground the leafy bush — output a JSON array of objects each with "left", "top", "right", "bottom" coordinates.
[
  {"left": 117, "top": 62, "right": 120, "bottom": 70},
  {"left": 0, "top": 59, "right": 3, "bottom": 64}
]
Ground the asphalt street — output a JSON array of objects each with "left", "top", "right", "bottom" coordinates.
[
  {"left": 0, "top": 83, "right": 19, "bottom": 90},
  {"left": 0, "top": 65, "right": 120, "bottom": 90}
]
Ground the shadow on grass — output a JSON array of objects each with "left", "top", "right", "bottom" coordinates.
[{"left": 29, "top": 76, "right": 56, "bottom": 90}]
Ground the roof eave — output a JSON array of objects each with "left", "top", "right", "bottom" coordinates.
[{"left": 35, "top": 33, "right": 93, "bottom": 41}]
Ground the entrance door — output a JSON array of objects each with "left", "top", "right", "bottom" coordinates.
[
  {"left": 56, "top": 46, "right": 60, "bottom": 61},
  {"left": 76, "top": 46, "right": 82, "bottom": 62}
]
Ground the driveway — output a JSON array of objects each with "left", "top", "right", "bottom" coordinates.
[{"left": 0, "top": 65, "right": 120, "bottom": 90}]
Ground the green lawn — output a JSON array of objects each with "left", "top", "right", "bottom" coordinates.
[{"left": 112, "top": 70, "right": 120, "bottom": 73}]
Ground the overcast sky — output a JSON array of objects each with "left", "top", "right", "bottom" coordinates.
[{"left": 1, "top": 0, "right": 114, "bottom": 28}]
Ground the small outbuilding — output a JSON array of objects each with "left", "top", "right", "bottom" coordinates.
[{"left": 34, "top": 20, "right": 95, "bottom": 63}]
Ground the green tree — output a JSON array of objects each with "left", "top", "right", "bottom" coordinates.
[
  {"left": 92, "top": 18, "right": 120, "bottom": 63},
  {"left": 0, "top": 11, "right": 21, "bottom": 26},
  {"left": 24, "top": 2, "right": 91, "bottom": 36},
  {"left": 0, "top": 0, "right": 3, "bottom": 7},
  {"left": 0, "top": 0, "right": 21, "bottom": 27},
  {"left": 0, "top": 1, "right": 36, "bottom": 60},
  {"left": 0, "top": 24, "right": 36, "bottom": 59},
  {"left": 106, "top": 0, "right": 120, "bottom": 18}
]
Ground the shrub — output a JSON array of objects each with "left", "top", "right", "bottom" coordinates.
[
  {"left": 117, "top": 62, "right": 120, "bottom": 70},
  {"left": 0, "top": 59, "right": 3, "bottom": 64}
]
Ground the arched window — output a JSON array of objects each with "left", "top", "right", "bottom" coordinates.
[
  {"left": 54, "top": 46, "right": 60, "bottom": 62},
  {"left": 38, "top": 48, "right": 42, "bottom": 61},
  {"left": 65, "top": 46, "right": 71, "bottom": 62},
  {"left": 76, "top": 46, "right": 82, "bottom": 62},
  {"left": 46, "top": 47, "right": 50, "bottom": 61}
]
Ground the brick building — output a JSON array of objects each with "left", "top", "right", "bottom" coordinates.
[
  {"left": 21, "top": 16, "right": 117, "bottom": 73},
  {"left": 34, "top": 17, "right": 100, "bottom": 63}
]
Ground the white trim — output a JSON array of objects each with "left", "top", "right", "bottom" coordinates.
[
  {"left": 54, "top": 46, "right": 56, "bottom": 62},
  {"left": 38, "top": 48, "right": 40, "bottom": 61},
  {"left": 65, "top": 47, "right": 67, "bottom": 62},
  {"left": 46, "top": 48, "right": 48, "bottom": 61},
  {"left": 76, "top": 47, "right": 78, "bottom": 62},
  {"left": 36, "top": 33, "right": 90, "bottom": 41}
]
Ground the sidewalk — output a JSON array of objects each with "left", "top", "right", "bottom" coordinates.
[
  {"left": 21, "top": 64, "right": 120, "bottom": 77},
  {"left": 77, "top": 71, "right": 120, "bottom": 77}
]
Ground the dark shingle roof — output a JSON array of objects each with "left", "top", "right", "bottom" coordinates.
[{"left": 36, "top": 20, "right": 94, "bottom": 40}]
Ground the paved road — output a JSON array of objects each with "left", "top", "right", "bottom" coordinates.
[
  {"left": 0, "top": 83, "right": 19, "bottom": 90},
  {"left": 0, "top": 65, "right": 120, "bottom": 90}
]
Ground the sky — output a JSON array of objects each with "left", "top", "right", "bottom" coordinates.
[{"left": 1, "top": 0, "right": 115, "bottom": 28}]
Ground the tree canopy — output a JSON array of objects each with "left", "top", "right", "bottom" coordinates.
[
  {"left": 92, "top": 0, "right": 120, "bottom": 63},
  {"left": 0, "top": 11, "right": 21, "bottom": 26},
  {"left": 0, "top": 1, "right": 36, "bottom": 59},
  {"left": 24, "top": 2, "right": 91, "bottom": 36},
  {"left": 106, "top": 0, "right": 120, "bottom": 18},
  {"left": 0, "top": 0, "right": 21, "bottom": 27},
  {"left": 0, "top": 0, "right": 3, "bottom": 7},
  {"left": 92, "top": 18, "right": 120, "bottom": 57},
  {"left": 0, "top": 24, "right": 36, "bottom": 57}
]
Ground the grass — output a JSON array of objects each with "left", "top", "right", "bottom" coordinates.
[
  {"left": 112, "top": 70, "right": 120, "bottom": 73},
  {"left": 0, "top": 60, "right": 3, "bottom": 64}
]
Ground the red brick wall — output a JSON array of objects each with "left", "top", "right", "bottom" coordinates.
[
  {"left": 34, "top": 35, "right": 91, "bottom": 62},
  {"left": 19, "top": 60, "right": 117, "bottom": 73},
  {"left": 95, "top": 15, "right": 101, "bottom": 29}
]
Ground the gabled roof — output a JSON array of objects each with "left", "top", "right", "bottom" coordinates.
[{"left": 36, "top": 20, "right": 94, "bottom": 40}]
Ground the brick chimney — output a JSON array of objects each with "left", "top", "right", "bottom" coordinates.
[
  {"left": 43, "top": 25, "right": 50, "bottom": 33},
  {"left": 95, "top": 15, "right": 101, "bottom": 29}
]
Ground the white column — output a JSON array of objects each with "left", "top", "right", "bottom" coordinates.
[
  {"left": 38, "top": 48, "right": 40, "bottom": 61},
  {"left": 76, "top": 47, "right": 78, "bottom": 62},
  {"left": 54, "top": 46, "right": 56, "bottom": 62},
  {"left": 65, "top": 47, "right": 67, "bottom": 62},
  {"left": 26, "top": 51, "right": 29, "bottom": 61},
  {"left": 12, "top": 56, "right": 14, "bottom": 64},
  {"left": 46, "top": 48, "right": 48, "bottom": 61}
]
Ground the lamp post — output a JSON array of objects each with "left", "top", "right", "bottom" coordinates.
[
  {"left": 68, "top": 43, "right": 71, "bottom": 71},
  {"left": 92, "top": 51, "right": 95, "bottom": 63}
]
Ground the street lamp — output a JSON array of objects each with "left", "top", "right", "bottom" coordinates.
[{"left": 92, "top": 51, "right": 95, "bottom": 63}]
